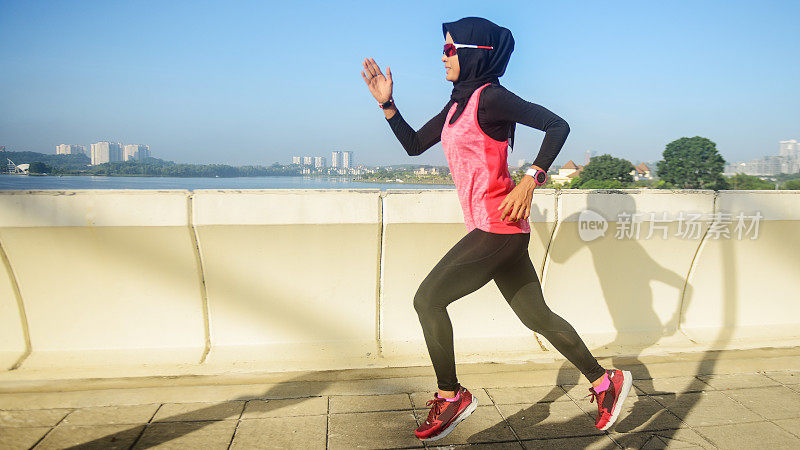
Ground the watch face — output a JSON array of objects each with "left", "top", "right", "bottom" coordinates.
[{"left": 536, "top": 171, "right": 547, "bottom": 184}]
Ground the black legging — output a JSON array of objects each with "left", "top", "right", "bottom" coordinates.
[{"left": 413, "top": 228, "right": 606, "bottom": 391}]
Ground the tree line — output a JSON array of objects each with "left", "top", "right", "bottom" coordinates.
[
  {"left": 1, "top": 152, "right": 304, "bottom": 177},
  {"left": 512, "top": 136, "right": 800, "bottom": 190}
]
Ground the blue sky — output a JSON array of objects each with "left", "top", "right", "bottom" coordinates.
[{"left": 1, "top": 0, "right": 798, "bottom": 168}]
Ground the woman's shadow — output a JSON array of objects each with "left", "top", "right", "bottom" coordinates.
[{"left": 468, "top": 190, "right": 705, "bottom": 446}]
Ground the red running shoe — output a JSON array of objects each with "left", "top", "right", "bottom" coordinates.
[
  {"left": 586, "top": 369, "right": 633, "bottom": 430},
  {"left": 415, "top": 385, "right": 477, "bottom": 442}
]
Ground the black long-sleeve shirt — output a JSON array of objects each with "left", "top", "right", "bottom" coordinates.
[{"left": 386, "top": 84, "right": 569, "bottom": 172}]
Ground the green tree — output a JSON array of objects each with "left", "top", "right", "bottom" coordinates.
[
  {"left": 28, "top": 161, "right": 50, "bottom": 174},
  {"left": 656, "top": 136, "right": 727, "bottom": 189},
  {"left": 782, "top": 179, "right": 800, "bottom": 190},
  {"left": 727, "top": 173, "right": 774, "bottom": 190},
  {"left": 568, "top": 154, "right": 633, "bottom": 188}
]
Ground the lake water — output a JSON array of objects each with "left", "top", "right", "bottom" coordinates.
[{"left": 0, "top": 175, "right": 455, "bottom": 191}]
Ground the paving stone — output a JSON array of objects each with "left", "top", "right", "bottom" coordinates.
[
  {"left": 608, "top": 432, "right": 659, "bottom": 449},
  {"left": 497, "top": 401, "right": 602, "bottom": 440},
  {"left": 328, "top": 410, "right": 421, "bottom": 449},
  {"left": 62, "top": 403, "right": 160, "bottom": 425},
  {"left": 723, "top": 386, "right": 800, "bottom": 420},
  {"left": 132, "top": 420, "right": 238, "bottom": 449},
  {"left": 520, "top": 435, "right": 618, "bottom": 449},
  {"left": 774, "top": 417, "right": 800, "bottom": 439},
  {"left": 649, "top": 391, "right": 762, "bottom": 427},
  {"left": 410, "top": 389, "right": 491, "bottom": 410},
  {"left": 485, "top": 386, "right": 571, "bottom": 405},
  {"left": 579, "top": 396, "right": 682, "bottom": 434},
  {"left": 35, "top": 424, "right": 145, "bottom": 449},
  {"left": 230, "top": 415, "right": 326, "bottom": 449},
  {"left": 0, "top": 408, "right": 71, "bottom": 427},
  {"left": 411, "top": 405, "right": 515, "bottom": 446},
  {"left": 329, "top": 393, "right": 411, "bottom": 414},
  {"left": 694, "top": 421, "right": 800, "bottom": 449},
  {"left": 612, "top": 428, "right": 711, "bottom": 449},
  {"left": 241, "top": 396, "right": 327, "bottom": 419},
  {"left": 765, "top": 370, "right": 800, "bottom": 385},
  {"left": 152, "top": 401, "right": 244, "bottom": 422},
  {"left": 697, "top": 373, "right": 779, "bottom": 390},
  {"left": 632, "top": 377, "right": 710, "bottom": 395},
  {"left": 0, "top": 426, "right": 50, "bottom": 449}
]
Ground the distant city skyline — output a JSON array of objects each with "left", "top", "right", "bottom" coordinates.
[
  {"left": 20, "top": 138, "right": 795, "bottom": 174},
  {"left": 1, "top": 1, "right": 797, "bottom": 168}
]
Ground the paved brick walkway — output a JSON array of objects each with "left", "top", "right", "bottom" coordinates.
[{"left": 2, "top": 348, "right": 800, "bottom": 449}]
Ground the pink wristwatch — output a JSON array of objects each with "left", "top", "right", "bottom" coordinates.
[{"left": 525, "top": 167, "right": 547, "bottom": 186}]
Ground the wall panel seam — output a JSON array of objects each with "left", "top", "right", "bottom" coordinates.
[
  {"left": 677, "top": 192, "right": 718, "bottom": 342},
  {"left": 0, "top": 237, "right": 32, "bottom": 370},
  {"left": 188, "top": 193, "right": 213, "bottom": 364}
]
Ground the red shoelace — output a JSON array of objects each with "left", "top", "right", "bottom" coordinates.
[{"left": 425, "top": 396, "right": 447, "bottom": 419}]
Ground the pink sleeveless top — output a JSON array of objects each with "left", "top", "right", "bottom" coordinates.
[{"left": 441, "top": 82, "right": 531, "bottom": 234}]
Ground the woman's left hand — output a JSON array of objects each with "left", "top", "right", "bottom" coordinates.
[{"left": 499, "top": 175, "right": 537, "bottom": 222}]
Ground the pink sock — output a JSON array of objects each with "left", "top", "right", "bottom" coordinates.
[
  {"left": 437, "top": 390, "right": 461, "bottom": 402},
  {"left": 593, "top": 373, "right": 610, "bottom": 392}
]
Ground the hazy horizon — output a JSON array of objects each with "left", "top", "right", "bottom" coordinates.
[{"left": 2, "top": 1, "right": 798, "bottom": 168}]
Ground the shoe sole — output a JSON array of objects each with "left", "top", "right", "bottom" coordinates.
[
  {"left": 599, "top": 370, "right": 632, "bottom": 431},
  {"left": 419, "top": 396, "right": 478, "bottom": 442}
]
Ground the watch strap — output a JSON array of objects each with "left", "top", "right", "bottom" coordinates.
[{"left": 525, "top": 167, "right": 547, "bottom": 185}]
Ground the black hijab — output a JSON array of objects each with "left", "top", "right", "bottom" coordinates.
[{"left": 442, "top": 17, "right": 517, "bottom": 148}]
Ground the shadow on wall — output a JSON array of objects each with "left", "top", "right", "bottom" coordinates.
[
  {"left": 547, "top": 192, "right": 692, "bottom": 391},
  {"left": 469, "top": 191, "right": 736, "bottom": 447}
]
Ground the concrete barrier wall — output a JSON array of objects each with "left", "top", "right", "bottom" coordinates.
[
  {"left": 683, "top": 191, "right": 800, "bottom": 347},
  {"left": 0, "top": 191, "right": 206, "bottom": 370},
  {"left": 192, "top": 190, "right": 382, "bottom": 372},
  {"left": 0, "top": 188, "right": 798, "bottom": 378}
]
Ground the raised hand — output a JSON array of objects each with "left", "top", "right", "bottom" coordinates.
[{"left": 361, "top": 57, "right": 392, "bottom": 104}]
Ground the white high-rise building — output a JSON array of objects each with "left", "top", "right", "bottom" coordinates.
[
  {"left": 342, "top": 151, "right": 353, "bottom": 169},
  {"left": 302, "top": 156, "right": 313, "bottom": 166},
  {"left": 292, "top": 156, "right": 302, "bottom": 164},
  {"left": 123, "top": 144, "right": 150, "bottom": 161},
  {"left": 314, "top": 156, "right": 326, "bottom": 169},
  {"left": 90, "top": 141, "right": 123, "bottom": 165},
  {"left": 331, "top": 151, "right": 341, "bottom": 168},
  {"left": 779, "top": 140, "right": 798, "bottom": 158},
  {"left": 56, "top": 144, "right": 86, "bottom": 155}
]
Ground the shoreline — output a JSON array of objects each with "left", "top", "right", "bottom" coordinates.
[{"left": 352, "top": 178, "right": 454, "bottom": 186}]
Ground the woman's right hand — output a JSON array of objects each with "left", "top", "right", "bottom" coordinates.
[{"left": 361, "top": 57, "right": 392, "bottom": 104}]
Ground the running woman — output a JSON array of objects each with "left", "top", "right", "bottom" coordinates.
[{"left": 361, "top": 17, "right": 632, "bottom": 442}]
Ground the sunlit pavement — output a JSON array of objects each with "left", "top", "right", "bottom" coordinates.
[{"left": 2, "top": 347, "right": 800, "bottom": 449}]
